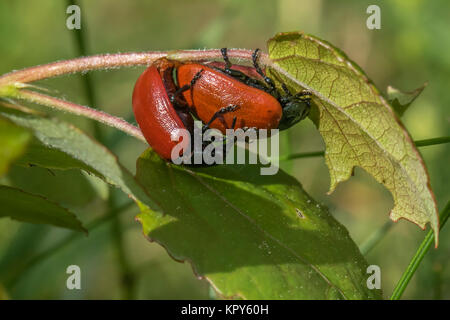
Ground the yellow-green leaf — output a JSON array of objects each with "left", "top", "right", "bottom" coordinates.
[
  {"left": 266, "top": 32, "right": 439, "bottom": 244},
  {"left": 387, "top": 83, "right": 427, "bottom": 117}
]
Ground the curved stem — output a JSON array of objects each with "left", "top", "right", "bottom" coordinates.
[
  {"left": 0, "top": 53, "right": 163, "bottom": 86},
  {"left": 0, "top": 49, "right": 256, "bottom": 86},
  {"left": 0, "top": 49, "right": 257, "bottom": 144},
  {"left": 390, "top": 200, "right": 450, "bottom": 300},
  {"left": 15, "top": 89, "right": 146, "bottom": 142}
]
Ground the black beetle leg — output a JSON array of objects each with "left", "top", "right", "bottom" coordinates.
[
  {"left": 281, "top": 83, "right": 291, "bottom": 96},
  {"left": 202, "top": 105, "right": 240, "bottom": 132},
  {"left": 230, "top": 116, "right": 237, "bottom": 130},
  {"left": 252, "top": 49, "right": 277, "bottom": 92},
  {"left": 221, "top": 48, "right": 233, "bottom": 74},
  {"left": 170, "top": 70, "right": 204, "bottom": 103},
  {"left": 295, "top": 90, "right": 312, "bottom": 98}
]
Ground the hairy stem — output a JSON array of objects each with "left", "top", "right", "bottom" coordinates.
[
  {"left": 0, "top": 48, "right": 257, "bottom": 144},
  {"left": 0, "top": 49, "right": 256, "bottom": 86},
  {"left": 15, "top": 89, "right": 146, "bottom": 142}
]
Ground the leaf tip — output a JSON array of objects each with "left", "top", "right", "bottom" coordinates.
[{"left": 386, "top": 83, "right": 427, "bottom": 117}]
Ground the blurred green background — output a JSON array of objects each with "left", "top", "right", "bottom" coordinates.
[{"left": 0, "top": 0, "right": 448, "bottom": 299}]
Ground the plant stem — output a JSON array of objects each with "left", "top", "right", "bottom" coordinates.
[
  {"left": 359, "top": 221, "right": 394, "bottom": 255},
  {"left": 432, "top": 262, "right": 444, "bottom": 300},
  {"left": 282, "top": 137, "right": 450, "bottom": 161},
  {"left": 0, "top": 49, "right": 256, "bottom": 143},
  {"left": 66, "top": 3, "right": 135, "bottom": 299},
  {"left": 15, "top": 89, "right": 146, "bottom": 142},
  {"left": 111, "top": 197, "right": 135, "bottom": 299},
  {"left": 9, "top": 88, "right": 450, "bottom": 155},
  {"left": 67, "top": 0, "right": 103, "bottom": 142},
  {"left": 279, "top": 151, "right": 324, "bottom": 161},
  {"left": 390, "top": 200, "right": 450, "bottom": 300},
  {"left": 0, "top": 50, "right": 255, "bottom": 86},
  {"left": 414, "top": 136, "right": 450, "bottom": 147}
]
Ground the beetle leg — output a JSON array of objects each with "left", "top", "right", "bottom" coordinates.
[
  {"left": 295, "top": 90, "right": 312, "bottom": 98},
  {"left": 220, "top": 48, "right": 253, "bottom": 81},
  {"left": 202, "top": 105, "right": 240, "bottom": 132},
  {"left": 282, "top": 83, "right": 291, "bottom": 95},
  {"left": 190, "top": 69, "right": 204, "bottom": 86},
  {"left": 221, "top": 116, "right": 237, "bottom": 146},
  {"left": 217, "top": 116, "right": 238, "bottom": 161},
  {"left": 218, "top": 48, "right": 277, "bottom": 95},
  {"left": 301, "top": 97, "right": 311, "bottom": 119},
  {"left": 252, "top": 49, "right": 277, "bottom": 93},
  {"left": 221, "top": 48, "right": 259, "bottom": 84},
  {"left": 170, "top": 70, "right": 204, "bottom": 103},
  {"left": 230, "top": 116, "right": 237, "bottom": 130},
  {"left": 295, "top": 90, "right": 311, "bottom": 109},
  {"left": 221, "top": 48, "right": 233, "bottom": 74}
]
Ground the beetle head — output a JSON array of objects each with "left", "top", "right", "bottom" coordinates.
[{"left": 278, "top": 95, "right": 311, "bottom": 130}]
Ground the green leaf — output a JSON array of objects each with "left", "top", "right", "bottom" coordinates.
[
  {"left": 0, "top": 185, "right": 85, "bottom": 232},
  {"left": 266, "top": 32, "right": 439, "bottom": 244},
  {"left": 387, "top": 83, "right": 427, "bottom": 117},
  {"left": 136, "top": 150, "right": 381, "bottom": 300},
  {"left": 15, "top": 137, "right": 101, "bottom": 171},
  {"left": 0, "top": 105, "right": 161, "bottom": 213},
  {"left": 7, "top": 164, "right": 97, "bottom": 208},
  {"left": 0, "top": 116, "right": 31, "bottom": 177}
]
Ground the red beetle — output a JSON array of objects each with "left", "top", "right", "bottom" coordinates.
[
  {"left": 132, "top": 59, "right": 194, "bottom": 160},
  {"left": 176, "top": 63, "right": 282, "bottom": 134},
  {"left": 133, "top": 49, "right": 310, "bottom": 162},
  {"left": 175, "top": 48, "right": 311, "bottom": 133}
]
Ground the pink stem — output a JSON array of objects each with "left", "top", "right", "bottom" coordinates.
[
  {"left": 0, "top": 49, "right": 259, "bottom": 85},
  {"left": 0, "top": 49, "right": 266, "bottom": 142},
  {"left": 16, "top": 89, "right": 146, "bottom": 142}
]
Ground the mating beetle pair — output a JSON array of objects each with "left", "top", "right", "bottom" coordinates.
[{"left": 132, "top": 48, "right": 311, "bottom": 161}]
